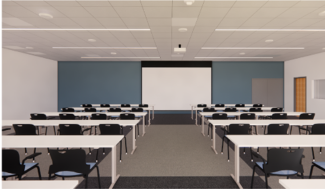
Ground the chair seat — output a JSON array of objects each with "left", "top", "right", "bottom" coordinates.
[
  {"left": 256, "top": 162, "right": 298, "bottom": 175},
  {"left": 2, "top": 163, "right": 38, "bottom": 177},
  {"left": 313, "top": 162, "right": 325, "bottom": 170},
  {"left": 54, "top": 162, "right": 96, "bottom": 177}
]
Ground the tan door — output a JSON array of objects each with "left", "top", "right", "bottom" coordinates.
[{"left": 295, "top": 77, "right": 306, "bottom": 112}]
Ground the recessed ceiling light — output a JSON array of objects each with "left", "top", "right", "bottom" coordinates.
[
  {"left": 319, "top": 11, "right": 325, "bottom": 17},
  {"left": 239, "top": 52, "right": 245, "bottom": 55},
  {"left": 39, "top": 13, "right": 53, "bottom": 19},
  {"left": 195, "top": 57, "right": 273, "bottom": 59},
  {"left": 53, "top": 47, "right": 157, "bottom": 50},
  {"left": 111, "top": 52, "right": 117, "bottom": 55},
  {"left": 184, "top": 0, "right": 195, "bottom": 5},
  {"left": 201, "top": 47, "right": 304, "bottom": 50},
  {"left": 81, "top": 57, "right": 160, "bottom": 59},
  {"left": 2, "top": 28, "right": 150, "bottom": 31},
  {"left": 88, "top": 39, "right": 96, "bottom": 42},
  {"left": 178, "top": 28, "right": 188, "bottom": 32},
  {"left": 215, "top": 29, "right": 325, "bottom": 32},
  {"left": 25, "top": 47, "right": 33, "bottom": 49},
  {"left": 265, "top": 39, "right": 274, "bottom": 43}
]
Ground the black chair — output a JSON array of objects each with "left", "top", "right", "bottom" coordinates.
[
  {"left": 249, "top": 108, "right": 262, "bottom": 112},
  {"left": 90, "top": 113, "right": 108, "bottom": 135},
  {"left": 235, "top": 104, "right": 245, "bottom": 107},
  {"left": 224, "top": 108, "right": 237, "bottom": 112},
  {"left": 2, "top": 149, "right": 42, "bottom": 180},
  {"left": 109, "top": 108, "right": 122, "bottom": 112},
  {"left": 221, "top": 124, "right": 252, "bottom": 162},
  {"left": 62, "top": 108, "right": 74, "bottom": 112},
  {"left": 197, "top": 104, "right": 207, "bottom": 107},
  {"left": 292, "top": 113, "right": 315, "bottom": 135},
  {"left": 208, "top": 113, "right": 227, "bottom": 139},
  {"left": 30, "top": 113, "right": 49, "bottom": 135},
  {"left": 266, "top": 124, "right": 289, "bottom": 135},
  {"left": 240, "top": 113, "right": 257, "bottom": 135},
  {"left": 253, "top": 104, "right": 263, "bottom": 107},
  {"left": 13, "top": 124, "right": 39, "bottom": 158},
  {"left": 59, "top": 124, "right": 91, "bottom": 154},
  {"left": 97, "top": 124, "right": 127, "bottom": 163},
  {"left": 131, "top": 108, "right": 144, "bottom": 133},
  {"left": 203, "top": 108, "right": 215, "bottom": 112},
  {"left": 215, "top": 104, "right": 225, "bottom": 107},
  {"left": 84, "top": 108, "right": 96, "bottom": 112},
  {"left": 82, "top": 104, "right": 92, "bottom": 107},
  {"left": 100, "top": 104, "right": 110, "bottom": 107},
  {"left": 139, "top": 104, "right": 148, "bottom": 107},
  {"left": 59, "top": 114, "right": 76, "bottom": 120},
  {"left": 271, "top": 107, "right": 283, "bottom": 112},
  {"left": 251, "top": 149, "right": 304, "bottom": 188},
  {"left": 2, "top": 128, "right": 11, "bottom": 132},
  {"left": 121, "top": 104, "right": 130, "bottom": 107},
  {"left": 48, "top": 149, "right": 100, "bottom": 188},
  {"left": 308, "top": 124, "right": 325, "bottom": 161},
  {"left": 271, "top": 113, "right": 287, "bottom": 119},
  {"left": 309, "top": 161, "right": 325, "bottom": 178},
  {"left": 120, "top": 113, "right": 138, "bottom": 139}
]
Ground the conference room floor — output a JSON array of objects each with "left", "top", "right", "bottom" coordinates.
[{"left": 3, "top": 120, "right": 324, "bottom": 188}]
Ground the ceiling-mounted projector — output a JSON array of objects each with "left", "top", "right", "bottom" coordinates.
[{"left": 174, "top": 44, "right": 186, "bottom": 53}]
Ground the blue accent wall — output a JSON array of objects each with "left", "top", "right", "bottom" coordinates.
[
  {"left": 212, "top": 61, "right": 284, "bottom": 104},
  {"left": 58, "top": 61, "right": 141, "bottom": 111}
]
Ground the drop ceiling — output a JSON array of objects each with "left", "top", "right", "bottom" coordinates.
[{"left": 2, "top": 0, "right": 325, "bottom": 61}]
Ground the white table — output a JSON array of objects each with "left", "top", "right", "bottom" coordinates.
[
  {"left": 279, "top": 179, "right": 325, "bottom": 189},
  {"left": 208, "top": 119, "right": 325, "bottom": 155},
  {"left": 68, "top": 107, "right": 152, "bottom": 125},
  {"left": 3, "top": 120, "right": 140, "bottom": 155},
  {"left": 200, "top": 112, "right": 303, "bottom": 136},
  {"left": 41, "top": 112, "right": 147, "bottom": 137},
  {"left": 2, "top": 180, "right": 79, "bottom": 189},
  {"left": 3, "top": 135, "right": 124, "bottom": 189},
  {"left": 226, "top": 135, "right": 325, "bottom": 189},
  {"left": 194, "top": 107, "right": 277, "bottom": 126}
]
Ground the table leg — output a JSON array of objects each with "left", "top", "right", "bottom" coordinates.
[
  {"left": 142, "top": 115, "right": 145, "bottom": 137},
  {"left": 131, "top": 125, "right": 137, "bottom": 154},
  {"left": 109, "top": 145, "right": 120, "bottom": 189},
  {"left": 211, "top": 124, "right": 218, "bottom": 154},
  {"left": 230, "top": 144, "right": 243, "bottom": 189},
  {"left": 201, "top": 115, "right": 205, "bottom": 136}
]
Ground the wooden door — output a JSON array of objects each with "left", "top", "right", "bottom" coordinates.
[{"left": 295, "top": 77, "right": 306, "bottom": 112}]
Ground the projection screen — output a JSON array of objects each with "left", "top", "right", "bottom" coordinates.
[{"left": 142, "top": 67, "right": 211, "bottom": 110}]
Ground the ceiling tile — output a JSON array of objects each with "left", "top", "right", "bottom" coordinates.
[
  {"left": 141, "top": 1, "right": 172, "bottom": 7},
  {"left": 147, "top": 18, "right": 172, "bottom": 26},
  {"left": 78, "top": 1, "right": 111, "bottom": 7},
  {"left": 173, "top": 7, "right": 201, "bottom": 18},
  {"left": 46, "top": 1, "right": 82, "bottom": 7},
  {"left": 225, "top": 8, "right": 259, "bottom": 18},
  {"left": 114, "top": 7, "right": 146, "bottom": 17},
  {"left": 55, "top": 7, "right": 93, "bottom": 18},
  {"left": 202, "top": 1, "right": 235, "bottom": 8},
  {"left": 70, "top": 18, "right": 104, "bottom": 28},
  {"left": 277, "top": 8, "right": 317, "bottom": 19},
  {"left": 218, "top": 18, "right": 248, "bottom": 27},
  {"left": 143, "top": 7, "right": 172, "bottom": 18},
  {"left": 232, "top": 1, "right": 266, "bottom": 8},
  {"left": 199, "top": 8, "right": 230, "bottom": 18},
  {"left": 109, "top": 1, "right": 142, "bottom": 7},
  {"left": 97, "top": 18, "right": 126, "bottom": 28},
  {"left": 262, "top": 1, "right": 298, "bottom": 8},
  {"left": 84, "top": 7, "right": 119, "bottom": 17},
  {"left": 3, "top": 7, "right": 38, "bottom": 17},
  {"left": 195, "top": 18, "right": 222, "bottom": 27},
  {"left": 251, "top": 8, "right": 288, "bottom": 18},
  {"left": 26, "top": 7, "right": 67, "bottom": 18},
  {"left": 241, "top": 18, "right": 272, "bottom": 27},
  {"left": 122, "top": 18, "right": 149, "bottom": 27},
  {"left": 49, "top": 18, "right": 81, "bottom": 28}
]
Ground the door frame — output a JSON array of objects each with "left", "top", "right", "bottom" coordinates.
[{"left": 294, "top": 77, "right": 306, "bottom": 112}]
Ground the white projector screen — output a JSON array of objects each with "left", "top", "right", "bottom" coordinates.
[{"left": 142, "top": 68, "right": 211, "bottom": 110}]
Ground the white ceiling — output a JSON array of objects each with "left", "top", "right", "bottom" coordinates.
[{"left": 2, "top": 0, "right": 325, "bottom": 61}]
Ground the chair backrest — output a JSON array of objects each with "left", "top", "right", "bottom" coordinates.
[
  {"left": 240, "top": 113, "right": 256, "bottom": 120},
  {"left": 13, "top": 124, "right": 37, "bottom": 135},
  {"left": 215, "top": 104, "right": 225, "bottom": 107},
  {"left": 267, "top": 124, "right": 289, "bottom": 135},
  {"left": 131, "top": 108, "right": 143, "bottom": 112},
  {"left": 235, "top": 104, "right": 245, "bottom": 107},
  {"left": 120, "top": 113, "right": 135, "bottom": 120},
  {"left": 59, "top": 114, "right": 76, "bottom": 120},
  {"left": 203, "top": 108, "right": 215, "bottom": 112},
  {"left": 311, "top": 124, "right": 325, "bottom": 134},
  {"left": 249, "top": 108, "right": 263, "bottom": 112},
  {"left": 99, "top": 124, "right": 122, "bottom": 135},
  {"left": 264, "top": 149, "right": 304, "bottom": 174},
  {"left": 271, "top": 107, "right": 283, "bottom": 112},
  {"left": 224, "top": 108, "right": 237, "bottom": 112},
  {"left": 61, "top": 108, "right": 75, "bottom": 112},
  {"left": 197, "top": 104, "right": 207, "bottom": 107},
  {"left": 91, "top": 113, "right": 107, "bottom": 120},
  {"left": 121, "top": 104, "right": 130, "bottom": 107},
  {"left": 100, "top": 104, "right": 110, "bottom": 107},
  {"left": 2, "top": 149, "right": 24, "bottom": 176},
  {"left": 48, "top": 149, "right": 90, "bottom": 175},
  {"left": 84, "top": 108, "right": 96, "bottom": 112},
  {"left": 212, "top": 113, "right": 228, "bottom": 120},
  {"left": 299, "top": 113, "right": 315, "bottom": 120},
  {"left": 271, "top": 113, "right": 287, "bottom": 119},
  {"left": 30, "top": 113, "right": 47, "bottom": 120},
  {"left": 228, "top": 124, "right": 251, "bottom": 135},
  {"left": 59, "top": 124, "right": 82, "bottom": 135},
  {"left": 82, "top": 104, "right": 92, "bottom": 107},
  {"left": 109, "top": 108, "right": 122, "bottom": 112},
  {"left": 139, "top": 104, "right": 148, "bottom": 107},
  {"left": 253, "top": 104, "right": 263, "bottom": 107}
]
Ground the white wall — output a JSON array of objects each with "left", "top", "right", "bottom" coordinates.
[
  {"left": 284, "top": 52, "right": 325, "bottom": 119},
  {"left": 2, "top": 48, "right": 58, "bottom": 119}
]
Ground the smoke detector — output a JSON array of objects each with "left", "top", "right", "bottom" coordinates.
[{"left": 174, "top": 44, "right": 186, "bottom": 53}]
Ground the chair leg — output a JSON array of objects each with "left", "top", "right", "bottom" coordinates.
[
  {"left": 250, "top": 148, "right": 253, "bottom": 162},
  {"left": 85, "top": 175, "right": 88, "bottom": 188},
  {"left": 33, "top": 148, "right": 36, "bottom": 161},
  {"left": 320, "top": 147, "right": 322, "bottom": 154},
  {"left": 124, "top": 137, "right": 128, "bottom": 154},
  {"left": 89, "top": 148, "right": 91, "bottom": 155},
  {"left": 287, "top": 176, "right": 289, "bottom": 179},
  {"left": 227, "top": 139, "right": 230, "bottom": 162},
  {"left": 48, "top": 174, "right": 52, "bottom": 180},
  {"left": 103, "top": 148, "right": 105, "bottom": 155},
  {"left": 251, "top": 165, "right": 256, "bottom": 188},
  {"left": 25, "top": 148, "right": 27, "bottom": 155},
  {"left": 53, "top": 126, "right": 56, "bottom": 135},
  {"left": 62, "top": 177, "right": 64, "bottom": 180},
  {"left": 243, "top": 148, "right": 246, "bottom": 155},
  {"left": 290, "top": 126, "right": 293, "bottom": 134},
  {"left": 120, "top": 141, "right": 122, "bottom": 162},
  {"left": 298, "top": 126, "right": 301, "bottom": 135},
  {"left": 221, "top": 136, "right": 225, "bottom": 154},
  {"left": 312, "top": 147, "right": 315, "bottom": 161},
  {"left": 96, "top": 165, "right": 101, "bottom": 188},
  {"left": 35, "top": 165, "right": 42, "bottom": 180},
  {"left": 45, "top": 127, "right": 48, "bottom": 135},
  {"left": 257, "top": 147, "right": 259, "bottom": 154},
  {"left": 309, "top": 165, "right": 315, "bottom": 178},
  {"left": 96, "top": 149, "right": 99, "bottom": 162},
  {"left": 265, "top": 174, "right": 268, "bottom": 189},
  {"left": 254, "top": 126, "right": 257, "bottom": 135},
  {"left": 211, "top": 126, "right": 213, "bottom": 139},
  {"left": 301, "top": 173, "right": 304, "bottom": 179}
]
